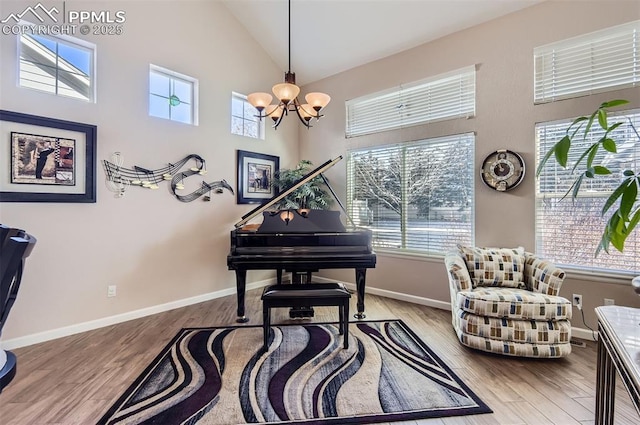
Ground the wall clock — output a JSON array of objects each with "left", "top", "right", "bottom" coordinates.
[{"left": 480, "top": 149, "right": 525, "bottom": 192}]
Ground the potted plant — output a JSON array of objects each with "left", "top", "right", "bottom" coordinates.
[
  {"left": 270, "top": 160, "right": 334, "bottom": 212},
  {"left": 536, "top": 99, "right": 638, "bottom": 255}
]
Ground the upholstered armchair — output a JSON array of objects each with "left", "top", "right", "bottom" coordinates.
[{"left": 445, "top": 245, "right": 572, "bottom": 358}]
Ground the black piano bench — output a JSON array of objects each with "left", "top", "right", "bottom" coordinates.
[{"left": 261, "top": 283, "right": 351, "bottom": 352}]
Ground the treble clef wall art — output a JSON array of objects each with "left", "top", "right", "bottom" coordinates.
[{"left": 102, "top": 153, "right": 234, "bottom": 202}]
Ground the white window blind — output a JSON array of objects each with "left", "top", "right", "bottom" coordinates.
[
  {"left": 347, "top": 133, "right": 474, "bottom": 254},
  {"left": 535, "top": 110, "right": 640, "bottom": 274},
  {"left": 534, "top": 20, "right": 640, "bottom": 104},
  {"left": 345, "top": 66, "right": 476, "bottom": 138}
]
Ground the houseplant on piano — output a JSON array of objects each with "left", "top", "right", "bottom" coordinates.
[{"left": 270, "top": 160, "right": 334, "bottom": 213}]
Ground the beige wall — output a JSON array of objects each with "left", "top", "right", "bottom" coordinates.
[
  {"left": 2, "top": 0, "right": 640, "bottom": 347},
  {"left": 0, "top": 0, "right": 299, "bottom": 343},
  {"left": 301, "top": 0, "right": 640, "bottom": 331}
]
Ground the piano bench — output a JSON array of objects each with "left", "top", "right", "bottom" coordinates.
[{"left": 261, "top": 283, "right": 351, "bottom": 352}]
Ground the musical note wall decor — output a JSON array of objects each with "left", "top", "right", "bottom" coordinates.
[{"left": 102, "top": 153, "right": 234, "bottom": 202}]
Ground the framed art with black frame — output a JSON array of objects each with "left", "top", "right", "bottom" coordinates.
[
  {"left": 0, "top": 110, "right": 97, "bottom": 203},
  {"left": 236, "top": 150, "right": 279, "bottom": 204}
]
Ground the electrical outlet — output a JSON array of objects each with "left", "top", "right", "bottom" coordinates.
[
  {"left": 107, "top": 285, "right": 117, "bottom": 297},
  {"left": 604, "top": 298, "right": 615, "bottom": 306},
  {"left": 572, "top": 293, "right": 583, "bottom": 309}
]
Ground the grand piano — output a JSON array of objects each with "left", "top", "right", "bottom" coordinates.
[{"left": 227, "top": 156, "right": 376, "bottom": 323}]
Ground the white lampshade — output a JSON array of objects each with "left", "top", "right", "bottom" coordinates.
[
  {"left": 272, "top": 83, "right": 300, "bottom": 104},
  {"left": 247, "top": 92, "right": 273, "bottom": 111},
  {"left": 305, "top": 92, "right": 331, "bottom": 111}
]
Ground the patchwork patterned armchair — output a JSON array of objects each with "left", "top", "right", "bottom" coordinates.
[{"left": 445, "top": 245, "right": 572, "bottom": 358}]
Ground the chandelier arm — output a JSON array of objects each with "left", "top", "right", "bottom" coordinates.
[
  {"left": 293, "top": 101, "right": 312, "bottom": 128},
  {"left": 272, "top": 111, "right": 286, "bottom": 129}
]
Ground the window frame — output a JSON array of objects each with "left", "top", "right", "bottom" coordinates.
[
  {"left": 148, "top": 64, "right": 199, "bottom": 126},
  {"left": 17, "top": 25, "right": 97, "bottom": 102},
  {"left": 347, "top": 132, "right": 475, "bottom": 256},
  {"left": 535, "top": 109, "right": 640, "bottom": 276},
  {"left": 231, "top": 92, "right": 265, "bottom": 140}
]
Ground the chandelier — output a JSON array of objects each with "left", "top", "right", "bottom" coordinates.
[{"left": 247, "top": 0, "right": 330, "bottom": 129}]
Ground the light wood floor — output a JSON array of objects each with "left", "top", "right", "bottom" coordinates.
[{"left": 0, "top": 289, "right": 638, "bottom": 425}]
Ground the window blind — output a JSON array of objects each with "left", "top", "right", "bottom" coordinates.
[
  {"left": 534, "top": 20, "right": 640, "bottom": 104},
  {"left": 345, "top": 66, "right": 476, "bottom": 138},
  {"left": 535, "top": 110, "right": 640, "bottom": 274},
  {"left": 347, "top": 133, "right": 474, "bottom": 254}
]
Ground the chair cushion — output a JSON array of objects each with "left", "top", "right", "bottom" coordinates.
[
  {"left": 454, "top": 326, "right": 572, "bottom": 358},
  {"left": 456, "top": 287, "right": 572, "bottom": 321},
  {"left": 458, "top": 245, "right": 525, "bottom": 289},
  {"left": 453, "top": 308, "right": 572, "bottom": 344}
]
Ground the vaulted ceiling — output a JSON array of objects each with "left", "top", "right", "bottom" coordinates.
[{"left": 222, "top": 0, "right": 544, "bottom": 85}]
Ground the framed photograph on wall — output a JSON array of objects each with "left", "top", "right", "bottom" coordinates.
[
  {"left": 0, "top": 110, "right": 97, "bottom": 203},
  {"left": 236, "top": 149, "right": 279, "bottom": 204}
]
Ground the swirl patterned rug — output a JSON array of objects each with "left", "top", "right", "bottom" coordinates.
[{"left": 98, "top": 320, "right": 491, "bottom": 424}]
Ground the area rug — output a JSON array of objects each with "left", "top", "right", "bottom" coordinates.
[{"left": 98, "top": 320, "right": 491, "bottom": 424}]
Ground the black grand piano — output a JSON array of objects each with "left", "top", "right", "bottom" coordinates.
[{"left": 227, "top": 156, "right": 376, "bottom": 323}]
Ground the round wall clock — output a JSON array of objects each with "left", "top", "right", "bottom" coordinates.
[{"left": 480, "top": 149, "right": 525, "bottom": 192}]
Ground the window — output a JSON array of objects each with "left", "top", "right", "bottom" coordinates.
[
  {"left": 534, "top": 20, "right": 640, "bottom": 104},
  {"left": 345, "top": 66, "right": 476, "bottom": 138},
  {"left": 535, "top": 110, "right": 640, "bottom": 274},
  {"left": 231, "top": 92, "right": 264, "bottom": 139},
  {"left": 19, "top": 31, "right": 95, "bottom": 101},
  {"left": 149, "top": 65, "right": 198, "bottom": 125},
  {"left": 347, "top": 133, "right": 475, "bottom": 254}
]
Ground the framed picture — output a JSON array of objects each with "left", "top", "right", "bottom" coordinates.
[
  {"left": 236, "top": 150, "right": 279, "bottom": 204},
  {"left": 0, "top": 110, "right": 97, "bottom": 203}
]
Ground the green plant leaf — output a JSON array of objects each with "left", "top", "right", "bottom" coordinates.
[
  {"left": 598, "top": 109, "right": 608, "bottom": 130},
  {"left": 554, "top": 135, "right": 571, "bottom": 167},
  {"left": 584, "top": 111, "right": 597, "bottom": 137},
  {"left": 602, "top": 138, "right": 617, "bottom": 153},
  {"left": 623, "top": 169, "right": 635, "bottom": 177},
  {"left": 602, "top": 179, "right": 630, "bottom": 215},
  {"left": 571, "top": 173, "right": 584, "bottom": 200},
  {"left": 593, "top": 166, "right": 612, "bottom": 175},
  {"left": 620, "top": 179, "right": 638, "bottom": 219},
  {"left": 572, "top": 142, "right": 598, "bottom": 173},
  {"left": 585, "top": 168, "right": 595, "bottom": 178},
  {"left": 607, "top": 122, "right": 623, "bottom": 133},
  {"left": 626, "top": 208, "right": 640, "bottom": 236},
  {"left": 601, "top": 99, "right": 629, "bottom": 108},
  {"left": 536, "top": 145, "right": 556, "bottom": 176}
]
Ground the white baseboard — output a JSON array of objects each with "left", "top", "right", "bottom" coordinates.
[
  {"left": 0, "top": 279, "right": 274, "bottom": 350},
  {"left": 1, "top": 277, "right": 598, "bottom": 349},
  {"left": 313, "top": 276, "right": 452, "bottom": 311}
]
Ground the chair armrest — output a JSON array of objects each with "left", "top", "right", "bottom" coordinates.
[
  {"left": 444, "top": 252, "right": 472, "bottom": 292},
  {"left": 524, "top": 252, "right": 566, "bottom": 296}
]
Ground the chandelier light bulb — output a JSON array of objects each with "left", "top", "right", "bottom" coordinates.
[{"left": 305, "top": 92, "right": 331, "bottom": 111}]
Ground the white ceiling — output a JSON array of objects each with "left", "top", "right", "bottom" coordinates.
[{"left": 222, "top": 0, "right": 544, "bottom": 85}]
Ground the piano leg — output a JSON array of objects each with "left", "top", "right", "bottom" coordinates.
[
  {"left": 355, "top": 268, "right": 367, "bottom": 319},
  {"left": 235, "top": 270, "right": 249, "bottom": 323}
]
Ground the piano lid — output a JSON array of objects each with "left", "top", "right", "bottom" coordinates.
[{"left": 234, "top": 156, "right": 343, "bottom": 229}]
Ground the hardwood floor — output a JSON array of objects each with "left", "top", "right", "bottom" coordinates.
[{"left": 0, "top": 289, "right": 638, "bottom": 425}]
